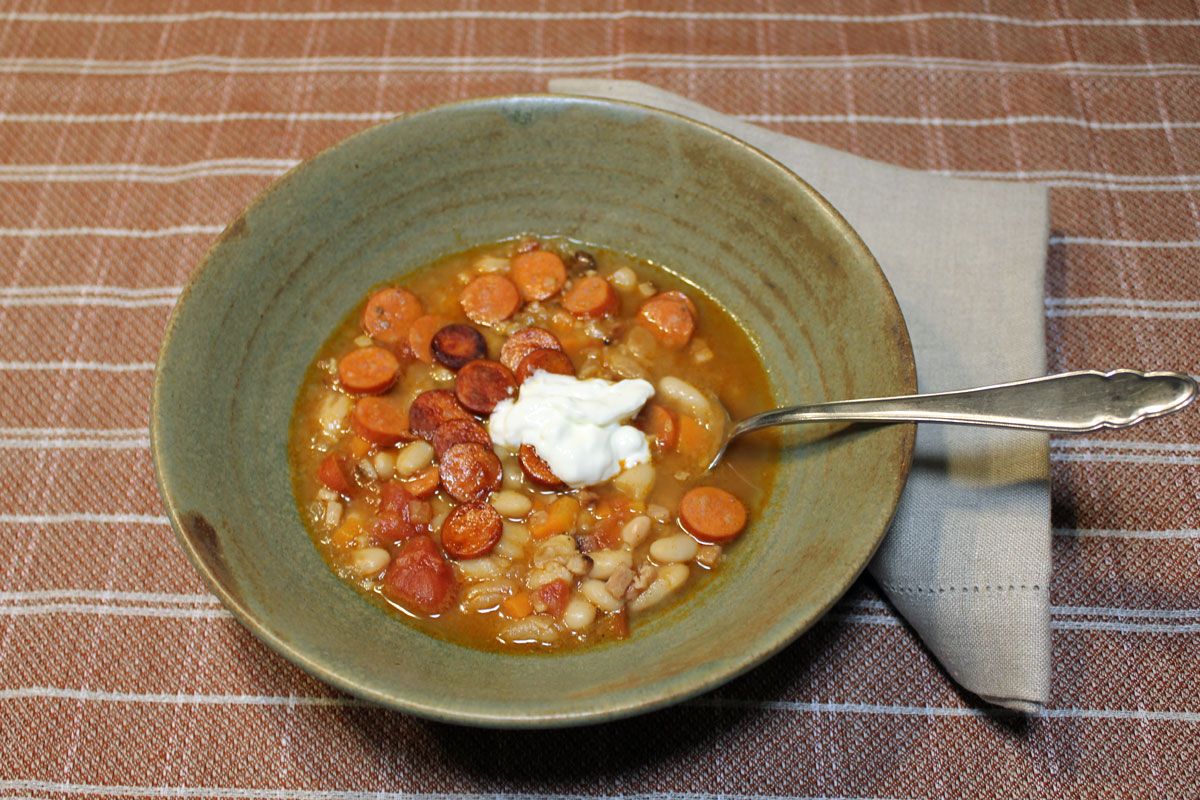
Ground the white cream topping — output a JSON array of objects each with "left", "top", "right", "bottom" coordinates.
[{"left": 488, "top": 371, "right": 655, "bottom": 487}]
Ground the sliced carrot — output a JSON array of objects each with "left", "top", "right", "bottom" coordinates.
[
  {"left": 330, "top": 513, "right": 365, "bottom": 550},
  {"left": 361, "top": 287, "right": 423, "bottom": 347},
  {"left": 408, "top": 314, "right": 450, "bottom": 364},
  {"left": 461, "top": 274, "right": 521, "bottom": 324},
  {"left": 404, "top": 466, "right": 441, "bottom": 499},
  {"left": 510, "top": 250, "right": 567, "bottom": 301},
  {"left": 530, "top": 496, "right": 580, "bottom": 539},
  {"left": 676, "top": 413, "right": 711, "bottom": 462},
  {"left": 501, "top": 591, "right": 533, "bottom": 619},
  {"left": 637, "top": 402, "right": 679, "bottom": 452},
  {"left": 337, "top": 346, "right": 400, "bottom": 395},
  {"left": 562, "top": 275, "right": 619, "bottom": 318}
]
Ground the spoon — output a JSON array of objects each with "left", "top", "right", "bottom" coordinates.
[{"left": 707, "top": 369, "right": 1198, "bottom": 470}]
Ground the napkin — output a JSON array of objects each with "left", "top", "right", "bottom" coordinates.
[{"left": 550, "top": 79, "right": 1051, "bottom": 712}]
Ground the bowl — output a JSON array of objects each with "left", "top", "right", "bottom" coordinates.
[{"left": 151, "top": 94, "right": 916, "bottom": 727}]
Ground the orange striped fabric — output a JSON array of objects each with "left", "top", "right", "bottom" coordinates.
[{"left": 1, "top": 2, "right": 1198, "bottom": 797}]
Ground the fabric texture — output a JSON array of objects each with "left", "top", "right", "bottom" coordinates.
[
  {"left": 551, "top": 78, "right": 1052, "bottom": 712},
  {"left": 1, "top": 3, "right": 1199, "bottom": 798}
]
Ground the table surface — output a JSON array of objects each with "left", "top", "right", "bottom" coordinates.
[{"left": 1, "top": 2, "right": 1198, "bottom": 798}]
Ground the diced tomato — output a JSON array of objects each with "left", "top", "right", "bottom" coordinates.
[
  {"left": 535, "top": 579, "right": 571, "bottom": 618},
  {"left": 317, "top": 454, "right": 351, "bottom": 495},
  {"left": 374, "top": 511, "right": 419, "bottom": 545}
]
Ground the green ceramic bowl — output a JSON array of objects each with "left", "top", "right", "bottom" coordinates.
[{"left": 152, "top": 95, "right": 915, "bottom": 728}]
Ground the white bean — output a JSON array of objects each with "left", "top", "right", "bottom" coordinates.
[
  {"left": 657, "top": 376, "right": 711, "bottom": 418},
  {"left": 647, "top": 504, "right": 671, "bottom": 523},
  {"left": 474, "top": 255, "right": 511, "bottom": 274},
  {"left": 696, "top": 543, "right": 722, "bottom": 568},
  {"left": 323, "top": 500, "right": 343, "bottom": 528},
  {"left": 356, "top": 458, "right": 376, "bottom": 481},
  {"left": 660, "top": 562, "right": 690, "bottom": 590},
  {"left": 455, "top": 557, "right": 507, "bottom": 580},
  {"left": 353, "top": 335, "right": 374, "bottom": 347},
  {"left": 589, "top": 549, "right": 633, "bottom": 579},
  {"left": 620, "top": 515, "right": 652, "bottom": 547},
  {"left": 628, "top": 563, "right": 690, "bottom": 613},
  {"left": 610, "top": 266, "right": 637, "bottom": 290},
  {"left": 581, "top": 579, "right": 624, "bottom": 613},
  {"left": 395, "top": 441, "right": 434, "bottom": 477},
  {"left": 494, "top": 522, "right": 531, "bottom": 559},
  {"left": 459, "top": 578, "right": 515, "bottom": 612},
  {"left": 490, "top": 490, "right": 532, "bottom": 519},
  {"left": 499, "top": 615, "right": 559, "bottom": 643},
  {"left": 348, "top": 547, "right": 390, "bottom": 576},
  {"left": 650, "top": 534, "right": 699, "bottom": 564},
  {"left": 372, "top": 450, "right": 396, "bottom": 481},
  {"left": 501, "top": 457, "right": 524, "bottom": 489},
  {"left": 317, "top": 393, "right": 353, "bottom": 438},
  {"left": 316, "top": 487, "right": 338, "bottom": 502},
  {"left": 612, "top": 462, "right": 655, "bottom": 502},
  {"left": 562, "top": 596, "right": 596, "bottom": 631}
]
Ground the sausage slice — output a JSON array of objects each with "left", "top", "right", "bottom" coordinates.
[
  {"left": 515, "top": 348, "right": 575, "bottom": 384},
  {"left": 408, "top": 314, "right": 450, "bottom": 365},
  {"left": 441, "top": 502, "right": 503, "bottom": 559},
  {"left": 439, "top": 442, "right": 503, "bottom": 503},
  {"left": 562, "top": 275, "right": 619, "bottom": 318},
  {"left": 454, "top": 359, "right": 517, "bottom": 414},
  {"left": 461, "top": 274, "right": 521, "bottom": 324},
  {"left": 407, "top": 389, "right": 473, "bottom": 440},
  {"left": 637, "top": 293, "right": 696, "bottom": 349},
  {"left": 510, "top": 250, "right": 567, "bottom": 301},
  {"left": 337, "top": 346, "right": 400, "bottom": 395},
  {"left": 500, "top": 327, "right": 563, "bottom": 372},
  {"left": 350, "top": 397, "right": 411, "bottom": 446},
  {"left": 518, "top": 444, "right": 565, "bottom": 489},
  {"left": 431, "top": 324, "right": 488, "bottom": 371},
  {"left": 678, "top": 486, "right": 748, "bottom": 543},
  {"left": 361, "top": 287, "right": 423, "bottom": 347},
  {"left": 431, "top": 418, "right": 492, "bottom": 461}
]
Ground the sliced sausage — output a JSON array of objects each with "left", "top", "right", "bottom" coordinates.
[
  {"left": 317, "top": 454, "right": 351, "bottom": 495},
  {"left": 455, "top": 359, "right": 517, "bottom": 413},
  {"left": 461, "top": 274, "right": 521, "bottom": 324},
  {"left": 440, "top": 502, "right": 503, "bottom": 559},
  {"left": 659, "top": 289, "right": 698, "bottom": 318},
  {"left": 562, "top": 275, "right": 619, "bottom": 318},
  {"left": 337, "top": 346, "right": 400, "bottom": 395},
  {"left": 361, "top": 287, "right": 423, "bottom": 347},
  {"left": 382, "top": 535, "right": 457, "bottom": 616},
  {"left": 439, "top": 442, "right": 503, "bottom": 503},
  {"left": 637, "top": 402, "right": 680, "bottom": 452},
  {"left": 678, "top": 486, "right": 748, "bottom": 543},
  {"left": 431, "top": 418, "right": 491, "bottom": 461},
  {"left": 500, "top": 327, "right": 563, "bottom": 371},
  {"left": 407, "top": 389, "right": 473, "bottom": 440},
  {"left": 408, "top": 314, "right": 450, "bottom": 365},
  {"left": 350, "top": 397, "right": 411, "bottom": 446},
  {"left": 430, "top": 324, "right": 487, "bottom": 371},
  {"left": 510, "top": 250, "right": 567, "bottom": 301},
  {"left": 515, "top": 348, "right": 575, "bottom": 384},
  {"left": 637, "top": 293, "right": 696, "bottom": 349},
  {"left": 518, "top": 444, "right": 565, "bottom": 488}
]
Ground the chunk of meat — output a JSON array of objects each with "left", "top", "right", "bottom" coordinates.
[{"left": 382, "top": 535, "right": 457, "bottom": 615}]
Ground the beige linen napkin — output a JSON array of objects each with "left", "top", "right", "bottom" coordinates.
[{"left": 550, "top": 79, "right": 1051, "bottom": 712}]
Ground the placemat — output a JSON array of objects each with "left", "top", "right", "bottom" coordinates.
[{"left": 0, "top": 3, "right": 1197, "bottom": 797}]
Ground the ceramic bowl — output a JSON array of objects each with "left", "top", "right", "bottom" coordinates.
[{"left": 151, "top": 95, "right": 915, "bottom": 727}]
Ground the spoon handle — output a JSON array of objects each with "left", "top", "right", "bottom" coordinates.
[{"left": 729, "top": 370, "right": 1197, "bottom": 440}]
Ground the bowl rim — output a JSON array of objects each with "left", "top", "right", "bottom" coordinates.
[{"left": 151, "top": 92, "right": 917, "bottom": 728}]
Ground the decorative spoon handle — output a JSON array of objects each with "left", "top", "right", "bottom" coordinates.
[{"left": 709, "top": 370, "right": 1197, "bottom": 469}]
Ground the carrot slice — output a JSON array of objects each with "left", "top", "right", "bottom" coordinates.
[
  {"left": 461, "top": 274, "right": 521, "bottom": 324},
  {"left": 408, "top": 314, "right": 450, "bottom": 365},
  {"left": 350, "top": 397, "right": 410, "bottom": 446},
  {"left": 637, "top": 293, "right": 695, "bottom": 349},
  {"left": 530, "top": 496, "right": 580, "bottom": 539},
  {"left": 337, "top": 346, "right": 400, "bottom": 395},
  {"left": 510, "top": 250, "right": 567, "bottom": 301},
  {"left": 502, "top": 591, "right": 533, "bottom": 619},
  {"left": 361, "top": 287, "right": 423, "bottom": 347},
  {"left": 678, "top": 487, "right": 748, "bottom": 543},
  {"left": 562, "top": 275, "right": 618, "bottom": 318}
]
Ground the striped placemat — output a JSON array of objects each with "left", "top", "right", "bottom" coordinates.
[{"left": 0, "top": 4, "right": 1197, "bottom": 797}]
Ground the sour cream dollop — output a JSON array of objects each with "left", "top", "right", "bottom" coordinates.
[{"left": 488, "top": 371, "right": 655, "bottom": 487}]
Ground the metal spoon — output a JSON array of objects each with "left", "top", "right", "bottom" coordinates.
[{"left": 707, "top": 369, "right": 1198, "bottom": 470}]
